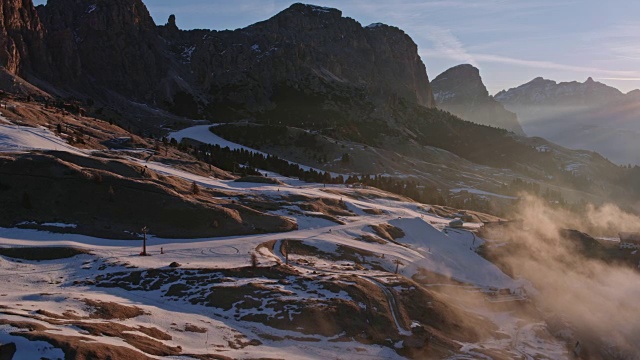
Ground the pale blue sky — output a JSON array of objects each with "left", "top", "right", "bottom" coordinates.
[{"left": 33, "top": 0, "right": 640, "bottom": 94}]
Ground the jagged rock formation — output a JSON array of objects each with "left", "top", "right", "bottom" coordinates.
[
  {"left": 496, "top": 77, "right": 640, "bottom": 165},
  {"left": 0, "top": 0, "right": 52, "bottom": 94},
  {"left": 156, "top": 3, "right": 435, "bottom": 120},
  {"left": 0, "top": 0, "right": 47, "bottom": 75},
  {"left": 35, "top": 0, "right": 171, "bottom": 100},
  {"left": 0, "top": 0, "right": 435, "bottom": 127},
  {"left": 495, "top": 76, "right": 624, "bottom": 106},
  {"left": 432, "top": 64, "right": 524, "bottom": 135}
]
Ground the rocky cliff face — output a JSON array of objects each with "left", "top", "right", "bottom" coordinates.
[
  {"left": 0, "top": 0, "right": 46, "bottom": 75},
  {"left": 157, "top": 3, "right": 435, "bottom": 120},
  {"left": 432, "top": 64, "right": 524, "bottom": 135},
  {"left": 0, "top": 0, "right": 437, "bottom": 128},
  {"left": 36, "top": 0, "right": 172, "bottom": 100}
]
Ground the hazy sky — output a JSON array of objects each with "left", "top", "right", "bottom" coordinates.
[{"left": 33, "top": 0, "right": 640, "bottom": 94}]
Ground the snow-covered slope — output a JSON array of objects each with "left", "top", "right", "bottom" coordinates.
[
  {"left": 0, "top": 123, "right": 86, "bottom": 155},
  {"left": 0, "top": 116, "right": 570, "bottom": 359},
  {"left": 0, "top": 149, "right": 567, "bottom": 358}
]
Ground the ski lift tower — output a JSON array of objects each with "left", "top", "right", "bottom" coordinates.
[{"left": 141, "top": 226, "right": 149, "bottom": 256}]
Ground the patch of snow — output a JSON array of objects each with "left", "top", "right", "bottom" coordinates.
[
  {"left": 41, "top": 223, "right": 78, "bottom": 229},
  {"left": 0, "top": 325, "right": 65, "bottom": 360},
  {"left": 310, "top": 5, "right": 333, "bottom": 13},
  {"left": 434, "top": 91, "right": 456, "bottom": 102},
  {"left": 181, "top": 45, "right": 196, "bottom": 63},
  {"left": 16, "top": 221, "right": 36, "bottom": 226},
  {"left": 0, "top": 124, "right": 87, "bottom": 156},
  {"left": 389, "top": 217, "right": 517, "bottom": 289},
  {"left": 366, "top": 23, "right": 385, "bottom": 29},
  {"left": 450, "top": 188, "right": 517, "bottom": 200},
  {"left": 564, "top": 162, "right": 581, "bottom": 172},
  {"left": 169, "top": 124, "right": 345, "bottom": 176}
]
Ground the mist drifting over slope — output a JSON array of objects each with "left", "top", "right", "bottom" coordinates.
[{"left": 485, "top": 195, "right": 640, "bottom": 359}]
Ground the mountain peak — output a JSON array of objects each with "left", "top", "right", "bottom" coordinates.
[
  {"left": 452, "top": 63, "right": 479, "bottom": 70},
  {"left": 432, "top": 64, "right": 484, "bottom": 94},
  {"left": 432, "top": 64, "right": 525, "bottom": 135},
  {"left": 365, "top": 22, "right": 388, "bottom": 29},
  {"left": 529, "top": 76, "right": 554, "bottom": 85},
  {"left": 496, "top": 75, "right": 625, "bottom": 108},
  {"left": 627, "top": 89, "right": 640, "bottom": 97},
  {"left": 281, "top": 3, "right": 342, "bottom": 17}
]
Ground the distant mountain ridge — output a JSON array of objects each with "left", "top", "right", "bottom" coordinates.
[
  {"left": 495, "top": 77, "right": 640, "bottom": 165},
  {"left": 495, "top": 76, "right": 625, "bottom": 106},
  {"left": 431, "top": 64, "right": 525, "bottom": 135}
]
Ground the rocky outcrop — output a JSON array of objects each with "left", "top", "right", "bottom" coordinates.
[
  {"left": 36, "top": 0, "right": 171, "bottom": 100},
  {"left": 3, "top": 0, "right": 437, "bottom": 126},
  {"left": 432, "top": 64, "right": 524, "bottom": 135},
  {"left": 0, "top": 0, "right": 48, "bottom": 76},
  {"left": 0, "top": 342, "right": 17, "bottom": 360},
  {"left": 157, "top": 3, "right": 435, "bottom": 120},
  {"left": 0, "top": 0, "right": 442, "bottom": 132}
]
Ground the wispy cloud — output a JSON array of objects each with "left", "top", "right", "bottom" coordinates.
[
  {"left": 598, "top": 77, "right": 640, "bottom": 81},
  {"left": 343, "top": 0, "right": 574, "bottom": 14},
  {"left": 423, "top": 50, "right": 640, "bottom": 78},
  {"left": 472, "top": 53, "right": 639, "bottom": 77},
  {"left": 422, "top": 26, "right": 477, "bottom": 66},
  {"left": 584, "top": 23, "right": 640, "bottom": 61}
]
